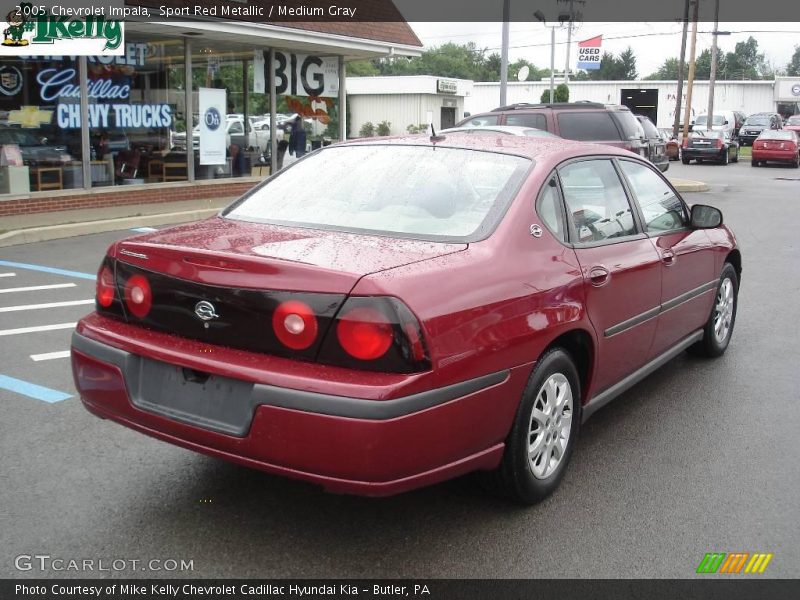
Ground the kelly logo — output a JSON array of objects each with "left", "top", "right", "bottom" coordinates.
[
  {"left": 1, "top": 3, "right": 124, "bottom": 55},
  {"left": 696, "top": 552, "right": 773, "bottom": 574}
]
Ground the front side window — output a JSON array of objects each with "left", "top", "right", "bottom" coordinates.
[
  {"left": 558, "top": 159, "right": 637, "bottom": 243},
  {"left": 226, "top": 145, "right": 531, "bottom": 241},
  {"left": 619, "top": 160, "right": 687, "bottom": 233}
]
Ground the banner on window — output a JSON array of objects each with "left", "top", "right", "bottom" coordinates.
[
  {"left": 577, "top": 35, "right": 603, "bottom": 71},
  {"left": 199, "top": 87, "right": 226, "bottom": 165},
  {"left": 274, "top": 52, "right": 338, "bottom": 97}
]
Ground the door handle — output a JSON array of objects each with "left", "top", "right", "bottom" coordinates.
[
  {"left": 588, "top": 266, "right": 610, "bottom": 287},
  {"left": 661, "top": 249, "right": 676, "bottom": 266}
]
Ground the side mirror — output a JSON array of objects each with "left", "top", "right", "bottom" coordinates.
[
  {"left": 690, "top": 204, "right": 723, "bottom": 229},
  {"left": 724, "top": 119, "right": 729, "bottom": 125}
]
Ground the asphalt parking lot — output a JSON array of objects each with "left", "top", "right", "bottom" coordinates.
[{"left": 1, "top": 160, "right": 798, "bottom": 579}]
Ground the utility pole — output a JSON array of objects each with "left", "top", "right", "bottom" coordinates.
[
  {"left": 707, "top": 0, "right": 720, "bottom": 129},
  {"left": 558, "top": 0, "right": 585, "bottom": 85},
  {"left": 535, "top": 10, "right": 557, "bottom": 103},
  {"left": 500, "top": 0, "right": 510, "bottom": 106},
  {"left": 682, "top": 0, "right": 699, "bottom": 139},
  {"left": 672, "top": 0, "right": 690, "bottom": 138}
]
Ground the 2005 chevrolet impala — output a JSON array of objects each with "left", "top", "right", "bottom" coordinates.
[{"left": 71, "top": 134, "right": 740, "bottom": 504}]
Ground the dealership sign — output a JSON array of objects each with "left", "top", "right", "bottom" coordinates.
[
  {"left": 274, "top": 52, "right": 338, "bottom": 97},
  {"left": 1, "top": 5, "right": 124, "bottom": 56},
  {"left": 56, "top": 103, "right": 172, "bottom": 128},
  {"left": 199, "top": 87, "right": 227, "bottom": 165},
  {"left": 577, "top": 35, "right": 602, "bottom": 71}
]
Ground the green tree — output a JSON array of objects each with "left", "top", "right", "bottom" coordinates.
[
  {"left": 541, "top": 83, "right": 569, "bottom": 102},
  {"left": 786, "top": 45, "right": 800, "bottom": 76},
  {"left": 719, "top": 36, "right": 770, "bottom": 79},
  {"left": 645, "top": 57, "right": 688, "bottom": 80},
  {"left": 347, "top": 60, "right": 380, "bottom": 76},
  {"left": 618, "top": 47, "right": 638, "bottom": 80}
]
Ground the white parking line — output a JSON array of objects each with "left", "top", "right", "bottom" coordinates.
[
  {"left": 0, "top": 299, "right": 94, "bottom": 313},
  {"left": 0, "top": 273, "right": 16, "bottom": 278},
  {"left": 30, "top": 350, "right": 72, "bottom": 362},
  {"left": 0, "top": 283, "right": 77, "bottom": 294},
  {"left": 0, "top": 323, "right": 76, "bottom": 336}
]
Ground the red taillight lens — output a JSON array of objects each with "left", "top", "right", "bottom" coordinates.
[
  {"left": 272, "top": 300, "right": 318, "bottom": 350},
  {"left": 715, "top": 139, "right": 723, "bottom": 149},
  {"left": 96, "top": 266, "right": 115, "bottom": 308},
  {"left": 681, "top": 138, "right": 688, "bottom": 148},
  {"left": 336, "top": 306, "right": 394, "bottom": 360},
  {"left": 123, "top": 274, "right": 152, "bottom": 318}
]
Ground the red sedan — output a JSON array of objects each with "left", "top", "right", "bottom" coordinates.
[
  {"left": 71, "top": 134, "right": 741, "bottom": 504},
  {"left": 752, "top": 129, "right": 800, "bottom": 168}
]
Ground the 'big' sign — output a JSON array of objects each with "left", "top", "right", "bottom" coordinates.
[{"left": 274, "top": 52, "right": 339, "bottom": 98}]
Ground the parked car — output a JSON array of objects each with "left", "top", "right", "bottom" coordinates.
[
  {"left": 692, "top": 110, "right": 746, "bottom": 138},
  {"left": 658, "top": 127, "right": 681, "bottom": 161},
  {"left": 737, "top": 112, "right": 783, "bottom": 146},
  {"left": 783, "top": 115, "right": 800, "bottom": 135},
  {"left": 440, "top": 125, "right": 559, "bottom": 138},
  {"left": 751, "top": 129, "right": 800, "bottom": 168},
  {"left": 635, "top": 115, "right": 669, "bottom": 172},
  {"left": 455, "top": 102, "right": 651, "bottom": 161},
  {"left": 0, "top": 126, "right": 71, "bottom": 164},
  {"left": 172, "top": 116, "right": 271, "bottom": 152},
  {"left": 71, "top": 134, "right": 740, "bottom": 504},
  {"left": 681, "top": 129, "right": 740, "bottom": 165}
]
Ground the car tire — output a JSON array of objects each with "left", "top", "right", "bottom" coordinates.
[
  {"left": 793, "top": 156, "right": 800, "bottom": 169},
  {"left": 751, "top": 159, "right": 759, "bottom": 167},
  {"left": 722, "top": 151, "right": 729, "bottom": 165},
  {"left": 732, "top": 149, "right": 739, "bottom": 163},
  {"left": 689, "top": 263, "right": 738, "bottom": 358},
  {"left": 480, "top": 348, "right": 581, "bottom": 505},
  {"left": 682, "top": 156, "right": 690, "bottom": 165}
]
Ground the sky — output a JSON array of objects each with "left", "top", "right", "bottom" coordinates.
[{"left": 407, "top": 22, "right": 800, "bottom": 78}]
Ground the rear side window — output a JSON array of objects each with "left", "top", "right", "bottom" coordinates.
[
  {"left": 638, "top": 118, "right": 659, "bottom": 138},
  {"left": 557, "top": 112, "right": 622, "bottom": 141},
  {"left": 611, "top": 110, "right": 645, "bottom": 140},
  {"left": 506, "top": 113, "right": 548, "bottom": 130},
  {"left": 462, "top": 115, "right": 499, "bottom": 127},
  {"left": 559, "top": 159, "right": 637, "bottom": 243},
  {"left": 536, "top": 178, "right": 566, "bottom": 243}
]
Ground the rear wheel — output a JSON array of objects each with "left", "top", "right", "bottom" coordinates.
[
  {"left": 793, "top": 156, "right": 799, "bottom": 169},
  {"left": 480, "top": 349, "right": 581, "bottom": 504},
  {"left": 682, "top": 156, "right": 690, "bottom": 165},
  {"left": 751, "top": 159, "right": 759, "bottom": 167},
  {"left": 732, "top": 148, "right": 739, "bottom": 163},
  {"left": 689, "top": 263, "right": 738, "bottom": 358},
  {"left": 721, "top": 151, "right": 729, "bottom": 165}
]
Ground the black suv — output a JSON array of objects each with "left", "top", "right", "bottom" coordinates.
[
  {"left": 456, "top": 102, "right": 649, "bottom": 161},
  {"left": 738, "top": 113, "right": 783, "bottom": 146}
]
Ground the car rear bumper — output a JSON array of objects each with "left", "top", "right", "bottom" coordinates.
[
  {"left": 683, "top": 148, "right": 726, "bottom": 160},
  {"left": 752, "top": 149, "right": 797, "bottom": 162},
  {"left": 71, "top": 325, "right": 529, "bottom": 496}
]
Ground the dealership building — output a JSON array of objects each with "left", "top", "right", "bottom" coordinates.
[
  {"left": 347, "top": 76, "right": 800, "bottom": 136},
  {"left": 0, "top": 3, "right": 422, "bottom": 218}
]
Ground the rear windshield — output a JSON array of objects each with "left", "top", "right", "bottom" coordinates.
[
  {"left": 690, "top": 130, "right": 724, "bottom": 139},
  {"left": 225, "top": 145, "right": 531, "bottom": 242},
  {"left": 759, "top": 130, "right": 795, "bottom": 140},
  {"left": 787, "top": 116, "right": 800, "bottom": 126},
  {"left": 695, "top": 115, "right": 726, "bottom": 126},
  {"left": 557, "top": 112, "right": 622, "bottom": 141}
]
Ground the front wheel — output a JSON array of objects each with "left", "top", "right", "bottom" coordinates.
[
  {"left": 732, "top": 149, "right": 739, "bottom": 163},
  {"left": 480, "top": 349, "right": 581, "bottom": 504},
  {"left": 689, "top": 263, "right": 738, "bottom": 358}
]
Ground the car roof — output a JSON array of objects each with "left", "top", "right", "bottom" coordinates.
[
  {"left": 440, "top": 125, "right": 558, "bottom": 137},
  {"left": 336, "top": 133, "right": 637, "bottom": 164}
]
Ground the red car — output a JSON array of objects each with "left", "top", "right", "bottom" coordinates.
[
  {"left": 752, "top": 129, "right": 800, "bottom": 168},
  {"left": 71, "top": 134, "right": 741, "bottom": 504},
  {"left": 784, "top": 115, "right": 800, "bottom": 134}
]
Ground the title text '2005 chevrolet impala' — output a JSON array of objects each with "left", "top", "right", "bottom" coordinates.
[{"left": 71, "top": 134, "right": 740, "bottom": 504}]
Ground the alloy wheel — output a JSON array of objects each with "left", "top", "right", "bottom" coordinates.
[
  {"left": 528, "top": 373, "right": 573, "bottom": 479},
  {"left": 714, "top": 278, "right": 735, "bottom": 344}
]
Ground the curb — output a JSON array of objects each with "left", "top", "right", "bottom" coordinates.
[
  {"left": 0, "top": 208, "right": 220, "bottom": 248},
  {"left": 668, "top": 178, "right": 710, "bottom": 193}
]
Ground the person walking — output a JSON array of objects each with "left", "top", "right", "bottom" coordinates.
[{"left": 288, "top": 116, "right": 307, "bottom": 159}]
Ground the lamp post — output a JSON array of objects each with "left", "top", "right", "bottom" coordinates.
[{"left": 535, "top": 10, "right": 557, "bottom": 103}]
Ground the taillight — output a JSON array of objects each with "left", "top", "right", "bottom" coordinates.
[
  {"left": 96, "top": 265, "right": 115, "bottom": 308},
  {"left": 682, "top": 138, "right": 689, "bottom": 148},
  {"left": 318, "top": 296, "right": 430, "bottom": 373},
  {"left": 272, "top": 300, "right": 318, "bottom": 350},
  {"left": 336, "top": 307, "right": 393, "bottom": 360},
  {"left": 715, "top": 139, "right": 723, "bottom": 149},
  {"left": 123, "top": 274, "right": 152, "bottom": 318}
]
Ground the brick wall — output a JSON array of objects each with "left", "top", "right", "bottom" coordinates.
[{"left": 0, "top": 180, "right": 259, "bottom": 218}]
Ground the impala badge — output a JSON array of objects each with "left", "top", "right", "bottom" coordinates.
[{"left": 194, "top": 301, "right": 219, "bottom": 322}]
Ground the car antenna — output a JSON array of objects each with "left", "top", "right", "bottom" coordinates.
[{"left": 429, "top": 123, "right": 445, "bottom": 143}]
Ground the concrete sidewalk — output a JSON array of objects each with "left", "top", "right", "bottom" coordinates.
[{"left": 0, "top": 177, "right": 708, "bottom": 248}]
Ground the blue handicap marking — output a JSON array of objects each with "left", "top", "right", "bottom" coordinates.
[
  {"left": 0, "top": 260, "right": 94, "bottom": 281},
  {"left": 0, "top": 374, "right": 72, "bottom": 403}
]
